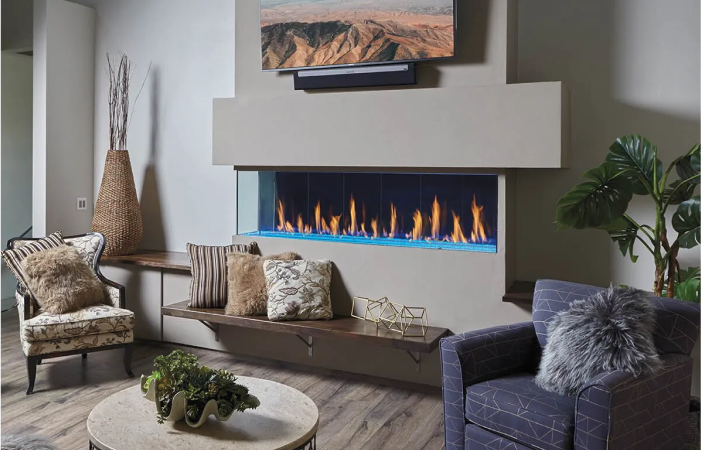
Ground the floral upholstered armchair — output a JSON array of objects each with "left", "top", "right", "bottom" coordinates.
[{"left": 7, "top": 232, "right": 134, "bottom": 394}]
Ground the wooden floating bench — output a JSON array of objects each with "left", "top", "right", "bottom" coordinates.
[
  {"left": 103, "top": 250, "right": 454, "bottom": 368},
  {"left": 162, "top": 300, "right": 451, "bottom": 370}
]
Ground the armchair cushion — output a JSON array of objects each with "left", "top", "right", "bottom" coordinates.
[
  {"left": 64, "top": 233, "right": 104, "bottom": 270},
  {"left": 21, "top": 330, "right": 133, "bottom": 357},
  {"left": 466, "top": 373, "right": 576, "bottom": 450},
  {"left": 22, "top": 305, "right": 134, "bottom": 342}
]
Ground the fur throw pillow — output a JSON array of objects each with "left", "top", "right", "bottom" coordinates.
[
  {"left": 21, "top": 245, "right": 107, "bottom": 315},
  {"left": 0, "top": 436, "right": 58, "bottom": 450},
  {"left": 225, "top": 252, "right": 299, "bottom": 316},
  {"left": 535, "top": 286, "right": 662, "bottom": 396},
  {"left": 1, "top": 434, "right": 59, "bottom": 450}
]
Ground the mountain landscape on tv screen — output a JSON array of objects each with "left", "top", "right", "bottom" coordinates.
[{"left": 260, "top": 0, "right": 454, "bottom": 70}]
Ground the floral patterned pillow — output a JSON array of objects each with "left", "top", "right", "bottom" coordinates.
[{"left": 264, "top": 260, "right": 333, "bottom": 321}]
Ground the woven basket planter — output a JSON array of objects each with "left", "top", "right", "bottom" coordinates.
[{"left": 92, "top": 150, "right": 143, "bottom": 256}]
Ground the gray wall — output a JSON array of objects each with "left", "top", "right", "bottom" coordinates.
[
  {"left": 1, "top": 53, "right": 33, "bottom": 300},
  {"left": 84, "top": 0, "right": 237, "bottom": 251},
  {"left": 2, "top": 0, "right": 33, "bottom": 51}
]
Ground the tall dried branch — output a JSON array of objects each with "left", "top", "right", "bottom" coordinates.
[{"left": 107, "top": 53, "right": 136, "bottom": 150}]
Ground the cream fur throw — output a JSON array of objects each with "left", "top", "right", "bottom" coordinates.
[
  {"left": 225, "top": 252, "right": 299, "bottom": 316},
  {"left": 21, "top": 245, "right": 107, "bottom": 315}
]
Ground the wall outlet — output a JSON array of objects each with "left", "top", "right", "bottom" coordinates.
[{"left": 77, "top": 198, "right": 88, "bottom": 210}]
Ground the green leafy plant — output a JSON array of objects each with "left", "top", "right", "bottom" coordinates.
[
  {"left": 555, "top": 135, "right": 700, "bottom": 302},
  {"left": 143, "top": 350, "right": 260, "bottom": 424}
]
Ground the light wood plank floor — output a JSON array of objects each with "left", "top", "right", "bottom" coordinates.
[{"left": 1, "top": 309, "right": 445, "bottom": 449}]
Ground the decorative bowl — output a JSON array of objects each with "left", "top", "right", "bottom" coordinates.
[{"left": 139, "top": 375, "right": 240, "bottom": 428}]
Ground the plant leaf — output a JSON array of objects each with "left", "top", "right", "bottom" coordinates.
[
  {"left": 606, "top": 135, "right": 662, "bottom": 195},
  {"left": 607, "top": 216, "right": 639, "bottom": 262},
  {"left": 676, "top": 279, "right": 700, "bottom": 303},
  {"left": 555, "top": 162, "right": 633, "bottom": 230},
  {"left": 676, "top": 154, "right": 701, "bottom": 184},
  {"left": 672, "top": 196, "right": 700, "bottom": 248},
  {"left": 662, "top": 179, "right": 697, "bottom": 205}
]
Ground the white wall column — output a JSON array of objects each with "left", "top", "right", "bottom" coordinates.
[{"left": 33, "top": 0, "right": 95, "bottom": 237}]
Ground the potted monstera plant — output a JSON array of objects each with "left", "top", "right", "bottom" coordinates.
[{"left": 555, "top": 135, "right": 699, "bottom": 302}]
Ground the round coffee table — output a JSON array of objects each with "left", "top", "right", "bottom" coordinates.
[{"left": 87, "top": 376, "right": 318, "bottom": 450}]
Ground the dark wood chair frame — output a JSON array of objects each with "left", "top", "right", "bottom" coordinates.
[{"left": 6, "top": 232, "right": 134, "bottom": 395}]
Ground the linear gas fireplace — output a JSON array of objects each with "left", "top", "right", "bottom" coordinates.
[{"left": 237, "top": 172, "right": 498, "bottom": 252}]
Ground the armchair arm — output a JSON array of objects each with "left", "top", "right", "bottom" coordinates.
[
  {"left": 95, "top": 266, "right": 125, "bottom": 309},
  {"left": 440, "top": 322, "right": 539, "bottom": 450},
  {"left": 15, "top": 283, "right": 37, "bottom": 321},
  {"left": 574, "top": 353, "right": 693, "bottom": 450}
]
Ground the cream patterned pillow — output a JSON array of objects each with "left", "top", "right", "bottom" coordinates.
[{"left": 264, "top": 260, "right": 333, "bottom": 321}]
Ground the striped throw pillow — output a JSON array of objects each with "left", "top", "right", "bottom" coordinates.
[
  {"left": 2, "top": 231, "right": 65, "bottom": 295},
  {"left": 187, "top": 242, "right": 258, "bottom": 308}
]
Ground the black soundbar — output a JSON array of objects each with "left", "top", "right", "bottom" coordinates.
[{"left": 293, "top": 63, "right": 417, "bottom": 90}]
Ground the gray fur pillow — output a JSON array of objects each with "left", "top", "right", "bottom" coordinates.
[
  {"left": 1, "top": 435, "right": 58, "bottom": 450},
  {"left": 21, "top": 245, "right": 106, "bottom": 315},
  {"left": 535, "top": 286, "right": 662, "bottom": 396}
]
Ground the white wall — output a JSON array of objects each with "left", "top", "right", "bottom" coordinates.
[
  {"left": 82, "top": 0, "right": 236, "bottom": 252},
  {"left": 33, "top": 0, "right": 95, "bottom": 237},
  {"left": 1, "top": 53, "right": 33, "bottom": 299}
]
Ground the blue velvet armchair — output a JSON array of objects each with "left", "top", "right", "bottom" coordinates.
[{"left": 441, "top": 279, "right": 701, "bottom": 450}]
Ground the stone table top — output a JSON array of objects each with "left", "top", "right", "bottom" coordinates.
[{"left": 87, "top": 376, "right": 319, "bottom": 450}]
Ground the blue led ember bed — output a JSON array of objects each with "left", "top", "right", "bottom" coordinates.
[{"left": 239, "top": 172, "right": 498, "bottom": 254}]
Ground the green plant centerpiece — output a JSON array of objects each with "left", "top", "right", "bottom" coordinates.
[
  {"left": 555, "top": 135, "right": 699, "bottom": 302},
  {"left": 140, "top": 350, "right": 260, "bottom": 427}
]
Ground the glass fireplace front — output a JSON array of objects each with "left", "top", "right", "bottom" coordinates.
[{"left": 237, "top": 172, "right": 498, "bottom": 253}]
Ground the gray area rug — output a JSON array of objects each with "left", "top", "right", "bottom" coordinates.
[{"left": 1, "top": 436, "right": 58, "bottom": 450}]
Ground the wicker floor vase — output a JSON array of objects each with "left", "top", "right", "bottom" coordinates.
[{"left": 92, "top": 150, "right": 143, "bottom": 256}]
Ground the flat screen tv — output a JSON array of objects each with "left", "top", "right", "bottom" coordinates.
[{"left": 260, "top": 0, "right": 456, "bottom": 72}]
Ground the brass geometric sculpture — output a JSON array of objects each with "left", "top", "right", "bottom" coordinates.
[
  {"left": 351, "top": 296, "right": 428, "bottom": 337},
  {"left": 351, "top": 296, "right": 387, "bottom": 324}
]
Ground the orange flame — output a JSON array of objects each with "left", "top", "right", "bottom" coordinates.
[
  {"left": 329, "top": 215, "right": 341, "bottom": 236},
  {"left": 431, "top": 196, "right": 440, "bottom": 239},
  {"left": 349, "top": 195, "right": 358, "bottom": 235},
  {"left": 315, "top": 201, "right": 321, "bottom": 233},
  {"left": 276, "top": 200, "right": 285, "bottom": 232},
  {"left": 451, "top": 211, "right": 467, "bottom": 243},
  {"left": 389, "top": 203, "right": 397, "bottom": 238},
  {"left": 410, "top": 209, "right": 423, "bottom": 240},
  {"left": 371, "top": 218, "right": 379, "bottom": 238},
  {"left": 470, "top": 195, "right": 487, "bottom": 243},
  {"left": 275, "top": 194, "right": 488, "bottom": 245},
  {"left": 277, "top": 200, "right": 294, "bottom": 232}
]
